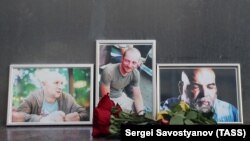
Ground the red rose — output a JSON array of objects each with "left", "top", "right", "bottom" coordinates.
[
  {"left": 160, "top": 118, "right": 170, "bottom": 125},
  {"left": 93, "top": 108, "right": 111, "bottom": 126},
  {"left": 112, "top": 103, "right": 122, "bottom": 118},
  {"left": 92, "top": 94, "right": 119, "bottom": 138},
  {"left": 97, "top": 94, "right": 115, "bottom": 111}
]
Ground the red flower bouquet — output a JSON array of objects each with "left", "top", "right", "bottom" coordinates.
[
  {"left": 92, "top": 94, "right": 157, "bottom": 138},
  {"left": 92, "top": 94, "right": 117, "bottom": 137},
  {"left": 92, "top": 95, "right": 216, "bottom": 138}
]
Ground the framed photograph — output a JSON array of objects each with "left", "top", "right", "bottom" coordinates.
[
  {"left": 96, "top": 40, "right": 156, "bottom": 119},
  {"left": 7, "top": 64, "right": 94, "bottom": 126},
  {"left": 157, "top": 64, "right": 243, "bottom": 124}
]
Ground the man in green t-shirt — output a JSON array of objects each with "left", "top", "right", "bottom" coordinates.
[{"left": 100, "top": 48, "right": 144, "bottom": 115}]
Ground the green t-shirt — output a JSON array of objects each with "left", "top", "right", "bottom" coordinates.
[{"left": 101, "top": 63, "right": 140, "bottom": 98}]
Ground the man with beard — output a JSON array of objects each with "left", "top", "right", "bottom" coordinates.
[
  {"left": 100, "top": 47, "right": 144, "bottom": 115},
  {"left": 161, "top": 68, "right": 239, "bottom": 122},
  {"left": 12, "top": 70, "right": 88, "bottom": 122}
]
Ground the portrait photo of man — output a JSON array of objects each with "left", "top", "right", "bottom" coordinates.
[
  {"left": 157, "top": 64, "right": 243, "bottom": 124},
  {"left": 7, "top": 64, "right": 94, "bottom": 125},
  {"left": 96, "top": 40, "right": 156, "bottom": 119}
]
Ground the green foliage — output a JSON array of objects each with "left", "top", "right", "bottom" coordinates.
[
  {"left": 73, "top": 68, "right": 91, "bottom": 108},
  {"left": 109, "top": 107, "right": 159, "bottom": 136},
  {"left": 162, "top": 102, "right": 217, "bottom": 125},
  {"left": 170, "top": 114, "right": 184, "bottom": 125}
]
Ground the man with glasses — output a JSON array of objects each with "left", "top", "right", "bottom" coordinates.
[
  {"left": 161, "top": 68, "right": 239, "bottom": 122},
  {"left": 100, "top": 47, "right": 144, "bottom": 115}
]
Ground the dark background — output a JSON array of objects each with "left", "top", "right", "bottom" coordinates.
[{"left": 0, "top": 0, "right": 250, "bottom": 126}]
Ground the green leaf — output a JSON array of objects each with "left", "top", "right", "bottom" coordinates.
[
  {"left": 184, "top": 119, "right": 195, "bottom": 125},
  {"left": 119, "top": 112, "right": 130, "bottom": 119},
  {"left": 201, "top": 110, "right": 214, "bottom": 118},
  {"left": 190, "top": 118, "right": 203, "bottom": 124},
  {"left": 171, "top": 105, "right": 182, "bottom": 113},
  {"left": 170, "top": 115, "right": 184, "bottom": 125},
  {"left": 109, "top": 124, "right": 120, "bottom": 133},
  {"left": 204, "top": 118, "right": 217, "bottom": 125},
  {"left": 186, "top": 111, "right": 198, "bottom": 119},
  {"left": 173, "top": 111, "right": 185, "bottom": 118},
  {"left": 136, "top": 122, "right": 151, "bottom": 125}
]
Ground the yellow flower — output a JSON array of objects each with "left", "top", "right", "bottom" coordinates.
[
  {"left": 179, "top": 100, "right": 190, "bottom": 112},
  {"left": 156, "top": 111, "right": 168, "bottom": 121}
]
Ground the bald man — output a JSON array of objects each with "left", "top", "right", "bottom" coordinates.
[
  {"left": 12, "top": 70, "right": 88, "bottom": 122},
  {"left": 100, "top": 48, "right": 144, "bottom": 114},
  {"left": 161, "top": 68, "right": 239, "bottom": 122}
]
